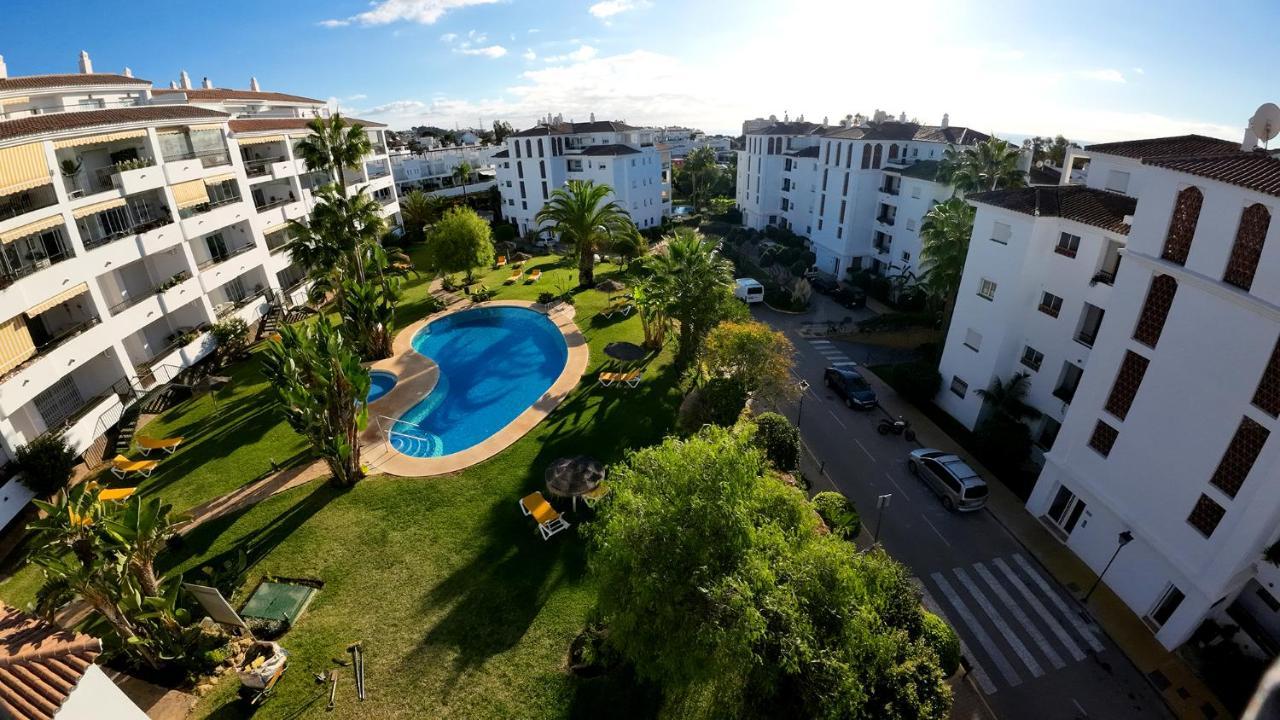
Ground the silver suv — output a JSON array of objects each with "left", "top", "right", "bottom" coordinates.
[{"left": 907, "top": 449, "right": 989, "bottom": 512}]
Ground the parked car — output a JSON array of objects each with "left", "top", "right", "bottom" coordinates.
[
  {"left": 734, "top": 278, "right": 764, "bottom": 303},
  {"left": 810, "top": 275, "right": 839, "bottom": 295},
  {"left": 823, "top": 367, "right": 878, "bottom": 409},
  {"left": 906, "top": 449, "right": 989, "bottom": 512},
  {"left": 831, "top": 285, "right": 867, "bottom": 309}
]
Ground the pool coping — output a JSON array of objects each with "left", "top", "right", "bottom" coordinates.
[{"left": 358, "top": 299, "right": 588, "bottom": 477}]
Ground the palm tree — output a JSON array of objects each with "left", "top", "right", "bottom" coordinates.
[
  {"left": 452, "top": 161, "right": 474, "bottom": 203},
  {"left": 918, "top": 197, "right": 976, "bottom": 332},
  {"left": 294, "top": 113, "right": 374, "bottom": 194},
  {"left": 650, "top": 228, "right": 735, "bottom": 365},
  {"left": 976, "top": 371, "right": 1036, "bottom": 420},
  {"left": 683, "top": 146, "right": 719, "bottom": 210},
  {"left": 938, "top": 138, "right": 1026, "bottom": 193},
  {"left": 536, "top": 180, "right": 634, "bottom": 288},
  {"left": 400, "top": 190, "right": 449, "bottom": 244}
]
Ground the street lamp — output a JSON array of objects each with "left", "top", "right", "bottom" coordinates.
[
  {"left": 796, "top": 379, "right": 810, "bottom": 431},
  {"left": 1082, "top": 530, "right": 1134, "bottom": 604}
]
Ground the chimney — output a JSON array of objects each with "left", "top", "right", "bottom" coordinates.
[
  {"left": 122, "top": 67, "right": 132, "bottom": 78},
  {"left": 180, "top": 70, "right": 191, "bottom": 89},
  {"left": 822, "top": 115, "right": 828, "bottom": 126},
  {"left": 78, "top": 50, "right": 93, "bottom": 74},
  {"left": 940, "top": 112, "right": 950, "bottom": 129},
  {"left": 589, "top": 112, "right": 595, "bottom": 122},
  {"left": 202, "top": 76, "right": 213, "bottom": 89},
  {"left": 0, "top": 55, "right": 7, "bottom": 81},
  {"left": 250, "top": 76, "right": 260, "bottom": 92}
]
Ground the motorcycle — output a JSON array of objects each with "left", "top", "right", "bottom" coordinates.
[{"left": 877, "top": 416, "right": 916, "bottom": 442}]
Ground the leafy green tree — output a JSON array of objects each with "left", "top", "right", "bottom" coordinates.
[
  {"left": 211, "top": 316, "right": 250, "bottom": 365},
  {"left": 683, "top": 146, "right": 720, "bottom": 210},
  {"left": 400, "top": 190, "right": 449, "bottom": 244},
  {"left": 293, "top": 113, "right": 374, "bottom": 193},
  {"left": 976, "top": 371, "right": 1036, "bottom": 420},
  {"left": 14, "top": 432, "right": 77, "bottom": 495},
  {"left": 423, "top": 206, "right": 495, "bottom": 283},
  {"left": 587, "top": 428, "right": 951, "bottom": 719},
  {"left": 918, "top": 196, "right": 976, "bottom": 329},
  {"left": 492, "top": 120, "right": 514, "bottom": 144},
  {"left": 631, "top": 278, "right": 670, "bottom": 349},
  {"left": 700, "top": 320, "right": 796, "bottom": 403},
  {"left": 751, "top": 412, "right": 800, "bottom": 472},
  {"left": 650, "top": 228, "right": 735, "bottom": 365},
  {"left": 536, "top": 180, "right": 633, "bottom": 288},
  {"left": 939, "top": 137, "right": 1026, "bottom": 193},
  {"left": 921, "top": 611, "right": 962, "bottom": 677},
  {"left": 812, "top": 491, "right": 861, "bottom": 539},
  {"left": 609, "top": 224, "right": 648, "bottom": 269},
  {"left": 261, "top": 320, "right": 370, "bottom": 487},
  {"left": 452, "top": 161, "right": 474, "bottom": 203},
  {"left": 103, "top": 495, "right": 186, "bottom": 598}
]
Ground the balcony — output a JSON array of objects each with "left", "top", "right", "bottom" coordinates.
[
  {"left": 879, "top": 183, "right": 900, "bottom": 196},
  {"left": 1052, "top": 385, "right": 1077, "bottom": 404},
  {"left": 197, "top": 241, "right": 256, "bottom": 270},
  {"left": 0, "top": 228, "right": 74, "bottom": 290},
  {"left": 1090, "top": 269, "right": 1116, "bottom": 286},
  {"left": 77, "top": 194, "right": 173, "bottom": 251},
  {"left": 876, "top": 214, "right": 895, "bottom": 226},
  {"left": 0, "top": 315, "right": 101, "bottom": 385},
  {"left": 0, "top": 185, "right": 59, "bottom": 223},
  {"left": 244, "top": 155, "right": 287, "bottom": 178},
  {"left": 254, "top": 195, "right": 294, "bottom": 213},
  {"left": 107, "top": 271, "right": 193, "bottom": 315},
  {"left": 165, "top": 148, "right": 232, "bottom": 169},
  {"left": 178, "top": 194, "right": 241, "bottom": 220}
]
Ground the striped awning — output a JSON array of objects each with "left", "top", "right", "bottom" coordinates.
[
  {"left": 26, "top": 283, "right": 88, "bottom": 317},
  {"left": 204, "top": 172, "right": 236, "bottom": 185},
  {"left": 0, "top": 316, "right": 35, "bottom": 375},
  {"left": 0, "top": 96, "right": 29, "bottom": 108},
  {"left": 0, "top": 214, "right": 64, "bottom": 244},
  {"left": 237, "top": 134, "right": 285, "bottom": 146},
  {"left": 171, "top": 179, "right": 209, "bottom": 209},
  {"left": 72, "top": 197, "right": 127, "bottom": 219},
  {"left": 0, "top": 143, "right": 51, "bottom": 197},
  {"left": 53, "top": 129, "right": 146, "bottom": 150},
  {"left": 188, "top": 124, "right": 224, "bottom": 133}
]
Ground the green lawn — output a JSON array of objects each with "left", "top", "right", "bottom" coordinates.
[{"left": 2, "top": 249, "right": 680, "bottom": 718}]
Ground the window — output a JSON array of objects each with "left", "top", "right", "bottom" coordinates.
[
  {"left": 1055, "top": 232, "right": 1081, "bottom": 258},
  {"left": 906, "top": 218, "right": 916, "bottom": 231},
  {"left": 1209, "top": 416, "right": 1270, "bottom": 498},
  {"left": 838, "top": 200, "right": 846, "bottom": 224},
  {"left": 1253, "top": 335, "right": 1280, "bottom": 416},
  {"left": 541, "top": 182, "right": 548, "bottom": 200},
  {"left": 963, "top": 328, "right": 982, "bottom": 351},
  {"left": 901, "top": 251, "right": 911, "bottom": 263},
  {"left": 1020, "top": 346, "right": 1044, "bottom": 371},
  {"left": 950, "top": 376, "right": 968, "bottom": 398},
  {"left": 1037, "top": 417, "right": 1062, "bottom": 450},
  {"left": 1038, "top": 291, "right": 1063, "bottom": 318},
  {"left": 991, "top": 221, "right": 1011, "bottom": 244},
  {"left": 1104, "top": 170, "right": 1130, "bottom": 194},
  {"left": 1054, "top": 362, "right": 1084, "bottom": 403},
  {"left": 1088, "top": 420, "right": 1119, "bottom": 456},
  {"left": 1076, "top": 303, "right": 1105, "bottom": 347},
  {"left": 841, "top": 172, "right": 849, "bottom": 195},
  {"left": 977, "top": 278, "right": 997, "bottom": 300},
  {"left": 821, "top": 169, "right": 828, "bottom": 191},
  {"left": 519, "top": 181, "right": 526, "bottom": 199},
  {"left": 872, "top": 144, "right": 883, "bottom": 169},
  {"left": 1104, "top": 351, "right": 1150, "bottom": 420},
  {"left": 1148, "top": 585, "right": 1186, "bottom": 628},
  {"left": 911, "top": 186, "right": 922, "bottom": 199},
  {"left": 539, "top": 160, "right": 546, "bottom": 179},
  {"left": 517, "top": 162, "right": 524, "bottom": 179},
  {"left": 1224, "top": 203, "right": 1271, "bottom": 291},
  {"left": 1162, "top": 186, "right": 1203, "bottom": 265},
  {"left": 861, "top": 145, "right": 872, "bottom": 169},
  {"left": 1187, "top": 495, "right": 1226, "bottom": 538},
  {"left": 1134, "top": 274, "right": 1178, "bottom": 348}
]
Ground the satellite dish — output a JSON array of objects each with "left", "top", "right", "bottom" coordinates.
[{"left": 1248, "top": 103, "right": 1280, "bottom": 145}]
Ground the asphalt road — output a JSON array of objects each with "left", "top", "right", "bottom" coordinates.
[{"left": 753, "top": 297, "right": 1171, "bottom": 720}]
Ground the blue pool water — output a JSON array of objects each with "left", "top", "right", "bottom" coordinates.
[
  {"left": 672, "top": 205, "right": 693, "bottom": 216},
  {"left": 367, "top": 371, "right": 398, "bottom": 403},
  {"left": 390, "top": 306, "right": 568, "bottom": 458}
]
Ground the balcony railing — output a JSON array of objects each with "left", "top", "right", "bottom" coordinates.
[
  {"left": 178, "top": 195, "right": 241, "bottom": 220},
  {"left": 1075, "top": 329, "right": 1098, "bottom": 348},
  {"left": 1054, "top": 245, "right": 1078, "bottom": 259},
  {"left": 81, "top": 214, "right": 173, "bottom": 251},
  {"left": 876, "top": 214, "right": 896, "bottom": 226},
  {"left": 873, "top": 244, "right": 891, "bottom": 255},
  {"left": 0, "top": 244, "right": 74, "bottom": 290},
  {"left": 880, "top": 184, "right": 900, "bottom": 196},
  {"left": 0, "top": 317, "right": 101, "bottom": 382},
  {"left": 107, "top": 271, "right": 193, "bottom": 315},
  {"left": 265, "top": 231, "right": 293, "bottom": 253},
  {"left": 243, "top": 155, "right": 287, "bottom": 177},
  {"left": 376, "top": 195, "right": 396, "bottom": 207},
  {"left": 254, "top": 196, "right": 293, "bottom": 212},
  {"left": 0, "top": 187, "right": 58, "bottom": 223},
  {"left": 164, "top": 148, "right": 232, "bottom": 168},
  {"left": 1090, "top": 268, "right": 1117, "bottom": 286},
  {"left": 0, "top": 98, "right": 142, "bottom": 122},
  {"left": 197, "top": 242, "right": 256, "bottom": 270}
]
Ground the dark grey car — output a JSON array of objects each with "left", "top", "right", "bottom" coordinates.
[{"left": 907, "top": 449, "right": 989, "bottom": 511}]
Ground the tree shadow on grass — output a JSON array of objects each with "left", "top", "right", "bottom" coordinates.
[{"left": 566, "top": 664, "right": 663, "bottom": 720}]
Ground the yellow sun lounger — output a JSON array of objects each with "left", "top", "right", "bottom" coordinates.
[
  {"left": 519, "top": 491, "right": 570, "bottom": 540},
  {"left": 506, "top": 269, "right": 523, "bottom": 284},
  {"left": 528, "top": 269, "right": 542, "bottom": 282},
  {"left": 495, "top": 256, "right": 507, "bottom": 267},
  {"left": 110, "top": 455, "right": 159, "bottom": 479},
  {"left": 98, "top": 487, "right": 138, "bottom": 502},
  {"left": 136, "top": 436, "right": 184, "bottom": 455},
  {"left": 582, "top": 482, "right": 611, "bottom": 507},
  {"left": 601, "top": 300, "right": 633, "bottom": 319},
  {"left": 597, "top": 370, "right": 642, "bottom": 388}
]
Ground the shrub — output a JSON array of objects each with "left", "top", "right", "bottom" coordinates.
[
  {"left": 470, "top": 284, "right": 496, "bottom": 303},
  {"left": 892, "top": 361, "right": 941, "bottom": 405},
  {"left": 678, "top": 378, "right": 748, "bottom": 433},
  {"left": 493, "top": 223, "right": 517, "bottom": 244},
  {"left": 421, "top": 294, "right": 446, "bottom": 314},
  {"left": 440, "top": 273, "right": 460, "bottom": 291},
  {"left": 972, "top": 414, "right": 1033, "bottom": 476},
  {"left": 537, "top": 291, "right": 557, "bottom": 305},
  {"left": 921, "top": 611, "right": 961, "bottom": 677},
  {"left": 753, "top": 412, "right": 800, "bottom": 472},
  {"left": 14, "top": 432, "right": 78, "bottom": 495},
  {"left": 212, "top": 317, "right": 250, "bottom": 364},
  {"left": 812, "top": 491, "right": 861, "bottom": 539}
]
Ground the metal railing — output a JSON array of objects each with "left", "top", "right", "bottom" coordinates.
[
  {"left": 243, "top": 155, "right": 286, "bottom": 177},
  {"left": 177, "top": 195, "right": 241, "bottom": 219},
  {"left": 1052, "top": 385, "right": 1077, "bottom": 404},
  {"left": 0, "top": 98, "right": 142, "bottom": 121},
  {"left": 196, "top": 242, "right": 256, "bottom": 270},
  {"left": 0, "top": 245, "right": 75, "bottom": 289},
  {"left": 375, "top": 414, "right": 432, "bottom": 451},
  {"left": 0, "top": 317, "right": 101, "bottom": 383},
  {"left": 254, "top": 196, "right": 294, "bottom": 212},
  {"left": 163, "top": 148, "right": 232, "bottom": 168},
  {"left": 876, "top": 214, "right": 895, "bottom": 226},
  {"left": 107, "top": 271, "right": 193, "bottom": 315},
  {"left": 880, "top": 185, "right": 900, "bottom": 196},
  {"left": 1074, "top": 329, "right": 1099, "bottom": 348},
  {"left": 81, "top": 215, "right": 173, "bottom": 250},
  {"left": 1091, "top": 268, "right": 1117, "bottom": 286}
]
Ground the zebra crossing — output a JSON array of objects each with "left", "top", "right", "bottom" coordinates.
[
  {"left": 927, "top": 553, "right": 1106, "bottom": 695},
  {"left": 807, "top": 338, "right": 857, "bottom": 368}
]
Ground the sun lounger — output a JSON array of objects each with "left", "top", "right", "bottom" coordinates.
[
  {"left": 583, "top": 482, "right": 611, "bottom": 508},
  {"left": 98, "top": 487, "right": 137, "bottom": 502},
  {"left": 528, "top": 269, "right": 542, "bottom": 283},
  {"left": 601, "top": 300, "right": 633, "bottom": 319},
  {"left": 136, "top": 436, "right": 184, "bottom": 455},
  {"left": 519, "top": 491, "right": 570, "bottom": 540},
  {"left": 506, "top": 269, "right": 523, "bottom": 284},
  {"left": 111, "top": 455, "right": 159, "bottom": 479},
  {"left": 495, "top": 256, "right": 507, "bottom": 267},
  {"left": 597, "top": 370, "right": 643, "bottom": 388}
]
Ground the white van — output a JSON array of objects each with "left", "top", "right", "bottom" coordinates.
[{"left": 734, "top": 278, "right": 765, "bottom": 303}]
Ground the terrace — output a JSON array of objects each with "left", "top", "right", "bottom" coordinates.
[
  {"left": 74, "top": 189, "right": 172, "bottom": 250},
  {"left": 158, "top": 125, "right": 232, "bottom": 169},
  {"left": 54, "top": 132, "right": 154, "bottom": 199},
  {"left": 0, "top": 220, "right": 75, "bottom": 288}
]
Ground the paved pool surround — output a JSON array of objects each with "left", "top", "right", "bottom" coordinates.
[{"left": 359, "top": 300, "right": 588, "bottom": 476}]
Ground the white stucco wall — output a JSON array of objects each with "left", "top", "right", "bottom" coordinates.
[{"left": 56, "top": 664, "right": 149, "bottom": 719}]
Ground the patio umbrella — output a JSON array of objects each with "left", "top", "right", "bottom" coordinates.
[{"left": 545, "top": 456, "right": 605, "bottom": 512}]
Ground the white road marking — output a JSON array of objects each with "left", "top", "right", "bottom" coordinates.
[
  {"left": 826, "top": 409, "right": 847, "bottom": 429},
  {"left": 1073, "top": 699, "right": 1089, "bottom": 717},
  {"left": 932, "top": 572, "right": 1022, "bottom": 688},
  {"left": 831, "top": 360, "right": 858, "bottom": 367},
  {"left": 854, "top": 439, "right": 876, "bottom": 463},
  {"left": 993, "top": 557, "right": 1087, "bottom": 662},
  {"left": 810, "top": 339, "right": 834, "bottom": 346},
  {"left": 1012, "top": 553, "right": 1105, "bottom": 652},
  {"left": 917, "top": 583, "right": 997, "bottom": 696},
  {"left": 922, "top": 515, "right": 950, "bottom": 546},
  {"left": 974, "top": 562, "right": 1065, "bottom": 669},
  {"left": 885, "top": 472, "right": 911, "bottom": 501},
  {"left": 954, "top": 567, "right": 1044, "bottom": 677}
]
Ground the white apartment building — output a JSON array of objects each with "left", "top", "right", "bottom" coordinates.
[
  {"left": 656, "top": 126, "right": 731, "bottom": 160},
  {"left": 390, "top": 143, "right": 501, "bottom": 199},
  {"left": 0, "top": 53, "right": 395, "bottom": 475},
  {"left": 494, "top": 116, "right": 671, "bottom": 238},
  {"left": 735, "top": 113, "right": 989, "bottom": 279},
  {"left": 937, "top": 126, "right": 1280, "bottom": 652}
]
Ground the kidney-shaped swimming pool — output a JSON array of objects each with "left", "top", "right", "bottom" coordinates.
[{"left": 390, "top": 306, "right": 569, "bottom": 458}]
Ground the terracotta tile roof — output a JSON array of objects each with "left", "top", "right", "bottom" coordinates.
[
  {"left": 0, "top": 604, "right": 101, "bottom": 720},
  {"left": 227, "top": 116, "right": 386, "bottom": 133},
  {"left": 510, "top": 120, "right": 642, "bottom": 137},
  {"left": 1145, "top": 151, "right": 1280, "bottom": 198},
  {"left": 152, "top": 87, "right": 323, "bottom": 105},
  {"left": 0, "top": 74, "right": 149, "bottom": 94},
  {"left": 968, "top": 185, "right": 1136, "bottom": 235},
  {"left": 1084, "top": 134, "right": 1240, "bottom": 159},
  {"left": 748, "top": 121, "right": 825, "bottom": 136},
  {"left": 1029, "top": 165, "right": 1062, "bottom": 185},
  {"left": 822, "top": 121, "right": 990, "bottom": 145},
  {"left": 0, "top": 105, "right": 228, "bottom": 142},
  {"left": 785, "top": 146, "right": 819, "bottom": 158},
  {"left": 578, "top": 144, "right": 641, "bottom": 156},
  {"left": 890, "top": 159, "right": 943, "bottom": 181}
]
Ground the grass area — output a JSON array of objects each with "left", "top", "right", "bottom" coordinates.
[{"left": 3, "top": 248, "right": 681, "bottom": 718}]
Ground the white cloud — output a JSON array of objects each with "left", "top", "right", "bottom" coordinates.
[
  {"left": 528, "top": 28, "right": 541, "bottom": 34},
  {"left": 441, "top": 30, "right": 508, "bottom": 59},
  {"left": 523, "top": 49, "right": 537, "bottom": 61},
  {"left": 322, "top": 0, "right": 499, "bottom": 27},
  {"left": 459, "top": 45, "right": 508, "bottom": 58},
  {"left": 364, "top": 100, "right": 429, "bottom": 115},
  {"left": 347, "top": 93, "right": 368, "bottom": 101},
  {"left": 440, "top": 32, "right": 458, "bottom": 42},
  {"left": 1077, "top": 68, "right": 1126, "bottom": 83},
  {"left": 543, "top": 45, "right": 598, "bottom": 63},
  {"left": 1133, "top": 67, "right": 1145, "bottom": 75},
  {"left": 588, "top": 0, "right": 650, "bottom": 19}
]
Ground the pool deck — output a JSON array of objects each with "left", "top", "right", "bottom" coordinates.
[{"left": 359, "top": 299, "right": 588, "bottom": 477}]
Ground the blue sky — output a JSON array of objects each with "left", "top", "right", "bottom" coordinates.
[{"left": 4, "top": 0, "right": 1277, "bottom": 142}]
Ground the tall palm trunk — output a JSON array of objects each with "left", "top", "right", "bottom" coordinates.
[{"left": 579, "top": 245, "right": 595, "bottom": 288}]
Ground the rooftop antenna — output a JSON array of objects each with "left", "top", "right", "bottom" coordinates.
[{"left": 1247, "top": 103, "right": 1280, "bottom": 151}]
